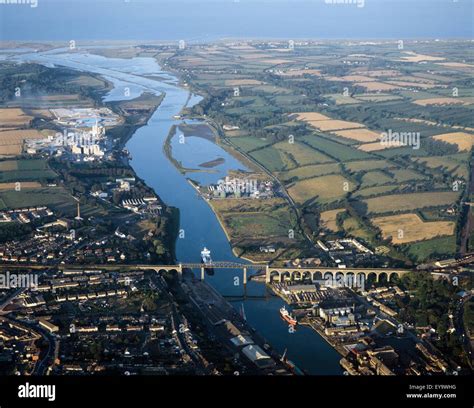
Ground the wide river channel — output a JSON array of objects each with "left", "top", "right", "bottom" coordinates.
[{"left": 7, "top": 48, "right": 342, "bottom": 374}]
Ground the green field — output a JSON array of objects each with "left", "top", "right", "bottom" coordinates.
[
  {"left": 325, "top": 93, "right": 361, "bottom": 105},
  {"left": 273, "top": 141, "right": 334, "bottom": 168},
  {"left": 390, "top": 169, "right": 427, "bottom": 183},
  {"left": 0, "top": 159, "right": 53, "bottom": 171},
  {"left": 230, "top": 136, "right": 272, "bottom": 152},
  {"left": 405, "top": 235, "right": 457, "bottom": 262},
  {"left": 342, "top": 215, "right": 377, "bottom": 245},
  {"left": 225, "top": 210, "right": 296, "bottom": 238},
  {"left": 353, "top": 185, "right": 400, "bottom": 198},
  {"left": 345, "top": 159, "right": 394, "bottom": 173},
  {"left": 414, "top": 155, "right": 470, "bottom": 180},
  {"left": 301, "top": 134, "right": 373, "bottom": 161},
  {"left": 361, "top": 171, "right": 394, "bottom": 187},
  {"left": 0, "top": 159, "right": 57, "bottom": 182},
  {"left": 249, "top": 146, "right": 287, "bottom": 172},
  {"left": 279, "top": 163, "right": 342, "bottom": 182},
  {"left": 0, "top": 187, "right": 72, "bottom": 209},
  {"left": 0, "top": 187, "right": 101, "bottom": 216}
]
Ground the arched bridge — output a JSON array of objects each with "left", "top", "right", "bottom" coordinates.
[
  {"left": 1, "top": 262, "right": 412, "bottom": 285},
  {"left": 264, "top": 266, "right": 410, "bottom": 284},
  {"left": 139, "top": 263, "right": 411, "bottom": 285}
]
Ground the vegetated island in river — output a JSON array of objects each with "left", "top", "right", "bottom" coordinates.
[{"left": 198, "top": 157, "right": 225, "bottom": 168}]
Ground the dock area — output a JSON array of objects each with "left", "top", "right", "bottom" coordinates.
[{"left": 179, "top": 269, "right": 292, "bottom": 375}]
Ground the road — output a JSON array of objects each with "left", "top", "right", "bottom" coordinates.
[
  {"left": 4, "top": 316, "right": 55, "bottom": 375},
  {"left": 0, "top": 287, "right": 27, "bottom": 315},
  {"left": 459, "top": 164, "right": 474, "bottom": 255},
  {"left": 453, "top": 293, "right": 473, "bottom": 369},
  {"left": 153, "top": 274, "right": 209, "bottom": 374},
  {"left": 34, "top": 327, "right": 55, "bottom": 375}
]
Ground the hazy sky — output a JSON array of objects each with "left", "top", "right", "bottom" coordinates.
[{"left": 0, "top": 0, "right": 472, "bottom": 41}]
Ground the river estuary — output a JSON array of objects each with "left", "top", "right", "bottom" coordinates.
[{"left": 8, "top": 48, "right": 342, "bottom": 375}]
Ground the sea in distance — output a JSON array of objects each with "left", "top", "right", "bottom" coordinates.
[{"left": 0, "top": 0, "right": 472, "bottom": 42}]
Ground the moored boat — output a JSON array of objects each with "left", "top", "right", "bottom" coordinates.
[{"left": 280, "top": 306, "right": 297, "bottom": 326}]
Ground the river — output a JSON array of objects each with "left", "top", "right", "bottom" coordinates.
[{"left": 7, "top": 48, "right": 342, "bottom": 375}]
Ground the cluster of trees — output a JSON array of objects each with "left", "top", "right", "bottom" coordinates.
[
  {"left": 149, "top": 207, "right": 179, "bottom": 264},
  {"left": 397, "top": 273, "right": 457, "bottom": 329},
  {"left": 421, "top": 137, "right": 459, "bottom": 156},
  {"left": 142, "top": 291, "right": 160, "bottom": 312},
  {"left": 190, "top": 87, "right": 229, "bottom": 116},
  {"left": 190, "top": 80, "right": 315, "bottom": 136},
  {"left": 51, "top": 159, "right": 146, "bottom": 207},
  {"left": 0, "top": 223, "right": 32, "bottom": 243},
  {"left": 0, "top": 63, "right": 103, "bottom": 104},
  {"left": 397, "top": 273, "right": 467, "bottom": 364},
  {"left": 264, "top": 74, "right": 338, "bottom": 104},
  {"left": 0, "top": 64, "right": 44, "bottom": 102},
  {"left": 301, "top": 206, "right": 320, "bottom": 239},
  {"left": 463, "top": 299, "right": 474, "bottom": 337},
  {"left": 88, "top": 341, "right": 105, "bottom": 361}
]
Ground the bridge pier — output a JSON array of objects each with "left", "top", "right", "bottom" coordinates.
[
  {"left": 265, "top": 265, "right": 270, "bottom": 284},
  {"left": 200, "top": 267, "right": 205, "bottom": 281},
  {"left": 243, "top": 267, "right": 247, "bottom": 286}
]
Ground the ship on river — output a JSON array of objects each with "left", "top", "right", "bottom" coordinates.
[
  {"left": 280, "top": 306, "right": 297, "bottom": 326},
  {"left": 200, "top": 247, "right": 214, "bottom": 275}
]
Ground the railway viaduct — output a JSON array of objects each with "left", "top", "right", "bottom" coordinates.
[{"left": 0, "top": 262, "right": 412, "bottom": 285}]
